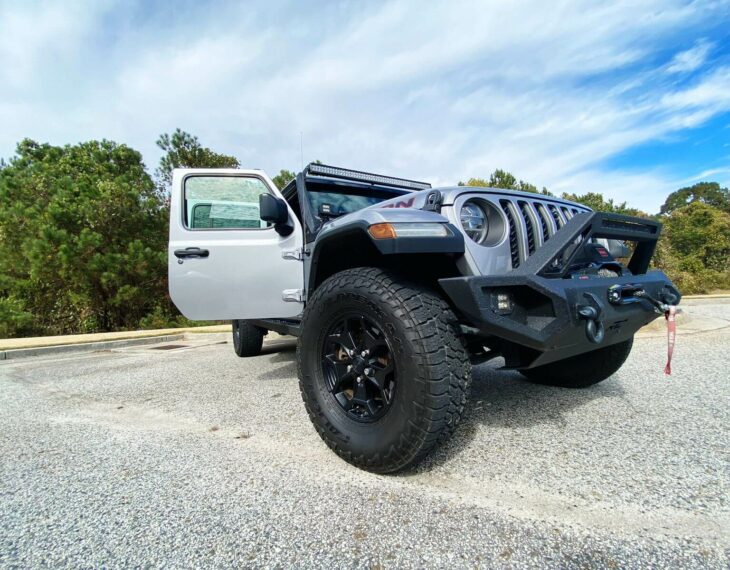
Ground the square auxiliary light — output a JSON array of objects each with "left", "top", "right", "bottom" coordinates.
[{"left": 491, "top": 291, "right": 514, "bottom": 315}]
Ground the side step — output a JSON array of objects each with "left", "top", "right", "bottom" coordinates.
[{"left": 250, "top": 318, "right": 301, "bottom": 337}]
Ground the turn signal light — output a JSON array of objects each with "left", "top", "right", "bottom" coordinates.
[
  {"left": 368, "top": 222, "right": 451, "bottom": 239},
  {"left": 368, "top": 223, "right": 398, "bottom": 239}
]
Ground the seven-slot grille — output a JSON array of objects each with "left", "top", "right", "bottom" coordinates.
[{"left": 498, "top": 198, "right": 587, "bottom": 269}]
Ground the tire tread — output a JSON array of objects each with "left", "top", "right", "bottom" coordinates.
[
  {"left": 521, "top": 337, "right": 633, "bottom": 388},
  {"left": 297, "top": 267, "right": 471, "bottom": 473},
  {"left": 233, "top": 320, "right": 265, "bottom": 357}
]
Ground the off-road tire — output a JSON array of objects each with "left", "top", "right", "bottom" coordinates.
[
  {"left": 520, "top": 337, "right": 633, "bottom": 388},
  {"left": 232, "top": 320, "right": 265, "bottom": 357},
  {"left": 297, "top": 267, "right": 471, "bottom": 474}
]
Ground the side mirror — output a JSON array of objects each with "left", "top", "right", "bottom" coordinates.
[
  {"left": 259, "top": 194, "right": 293, "bottom": 236},
  {"left": 607, "top": 239, "right": 630, "bottom": 258}
]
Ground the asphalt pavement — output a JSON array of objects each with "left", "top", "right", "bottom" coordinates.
[{"left": 0, "top": 304, "right": 728, "bottom": 568}]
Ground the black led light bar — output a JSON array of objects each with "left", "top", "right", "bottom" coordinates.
[{"left": 306, "top": 163, "right": 432, "bottom": 191}]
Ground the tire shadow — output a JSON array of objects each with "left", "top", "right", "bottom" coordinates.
[
  {"left": 257, "top": 339, "right": 298, "bottom": 380},
  {"left": 414, "top": 358, "right": 626, "bottom": 472}
]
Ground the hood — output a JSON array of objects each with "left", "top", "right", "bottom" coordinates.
[{"left": 368, "top": 186, "right": 590, "bottom": 212}]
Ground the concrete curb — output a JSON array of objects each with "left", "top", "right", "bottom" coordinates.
[
  {"left": 0, "top": 325, "right": 230, "bottom": 352},
  {"left": 0, "top": 331, "right": 290, "bottom": 361},
  {"left": 1, "top": 295, "right": 727, "bottom": 361},
  {"left": 0, "top": 334, "right": 185, "bottom": 361}
]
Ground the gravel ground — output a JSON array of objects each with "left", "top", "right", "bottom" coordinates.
[{"left": 0, "top": 307, "right": 728, "bottom": 568}]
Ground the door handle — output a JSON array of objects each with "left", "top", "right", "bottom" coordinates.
[{"left": 174, "top": 247, "right": 210, "bottom": 259}]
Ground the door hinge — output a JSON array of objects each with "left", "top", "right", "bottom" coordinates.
[
  {"left": 282, "top": 289, "right": 306, "bottom": 303},
  {"left": 282, "top": 248, "right": 308, "bottom": 261}
]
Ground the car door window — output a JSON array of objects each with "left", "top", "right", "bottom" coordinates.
[{"left": 184, "top": 175, "right": 271, "bottom": 229}]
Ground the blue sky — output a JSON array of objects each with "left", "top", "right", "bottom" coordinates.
[{"left": 1, "top": 0, "right": 729, "bottom": 213}]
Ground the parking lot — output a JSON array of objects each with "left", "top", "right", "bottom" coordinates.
[{"left": 1, "top": 303, "right": 728, "bottom": 568}]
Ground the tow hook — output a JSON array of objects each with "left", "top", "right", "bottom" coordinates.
[
  {"left": 635, "top": 288, "right": 680, "bottom": 314},
  {"left": 577, "top": 292, "right": 605, "bottom": 344},
  {"left": 607, "top": 284, "right": 679, "bottom": 314}
]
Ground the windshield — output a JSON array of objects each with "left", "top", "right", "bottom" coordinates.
[{"left": 307, "top": 186, "right": 406, "bottom": 217}]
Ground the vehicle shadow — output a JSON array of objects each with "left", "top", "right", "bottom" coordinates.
[
  {"left": 414, "top": 359, "right": 626, "bottom": 472},
  {"left": 260, "top": 338, "right": 297, "bottom": 357},
  {"left": 253, "top": 342, "right": 626, "bottom": 472},
  {"left": 257, "top": 339, "right": 298, "bottom": 380}
]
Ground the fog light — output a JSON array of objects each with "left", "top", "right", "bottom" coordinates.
[
  {"left": 492, "top": 291, "right": 514, "bottom": 315},
  {"left": 607, "top": 285, "right": 622, "bottom": 305}
]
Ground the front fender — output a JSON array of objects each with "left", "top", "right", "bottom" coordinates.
[
  {"left": 307, "top": 208, "right": 465, "bottom": 292},
  {"left": 315, "top": 207, "right": 464, "bottom": 256}
]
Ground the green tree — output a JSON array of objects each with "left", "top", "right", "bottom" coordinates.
[
  {"left": 661, "top": 202, "right": 730, "bottom": 272},
  {"left": 458, "top": 177, "right": 488, "bottom": 187},
  {"left": 659, "top": 181, "right": 730, "bottom": 216},
  {"left": 272, "top": 169, "right": 296, "bottom": 190},
  {"left": 559, "top": 192, "right": 648, "bottom": 217},
  {"left": 0, "top": 139, "right": 168, "bottom": 336},
  {"left": 459, "top": 169, "right": 552, "bottom": 195},
  {"left": 155, "top": 128, "right": 239, "bottom": 191},
  {"left": 654, "top": 202, "right": 730, "bottom": 293},
  {"left": 0, "top": 294, "right": 33, "bottom": 338},
  {"left": 271, "top": 161, "right": 323, "bottom": 190}
]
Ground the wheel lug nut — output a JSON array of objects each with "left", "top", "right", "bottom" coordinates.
[
  {"left": 364, "top": 368, "right": 372, "bottom": 375},
  {"left": 347, "top": 365, "right": 353, "bottom": 372},
  {"left": 361, "top": 350, "right": 368, "bottom": 357}
]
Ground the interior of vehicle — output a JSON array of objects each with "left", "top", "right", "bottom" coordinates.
[{"left": 282, "top": 177, "right": 409, "bottom": 229}]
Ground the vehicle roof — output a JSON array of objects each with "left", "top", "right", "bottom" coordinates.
[{"left": 282, "top": 164, "right": 589, "bottom": 211}]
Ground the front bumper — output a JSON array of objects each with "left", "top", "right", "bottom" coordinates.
[
  {"left": 439, "top": 271, "right": 680, "bottom": 368},
  {"left": 439, "top": 211, "right": 681, "bottom": 369}
]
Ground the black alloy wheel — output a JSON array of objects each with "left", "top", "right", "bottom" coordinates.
[{"left": 321, "top": 315, "right": 396, "bottom": 422}]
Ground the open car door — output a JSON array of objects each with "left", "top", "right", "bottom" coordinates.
[{"left": 168, "top": 169, "right": 304, "bottom": 320}]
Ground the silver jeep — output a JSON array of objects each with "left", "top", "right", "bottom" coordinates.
[{"left": 169, "top": 163, "right": 680, "bottom": 473}]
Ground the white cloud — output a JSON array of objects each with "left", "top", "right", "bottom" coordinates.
[
  {"left": 691, "top": 166, "right": 730, "bottom": 179},
  {"left": 661, "top": 66, "right": 730, "bottom": 110},
  {"left": 666, "top": 39, "right": 713, "bottom": 74},
  {"left": 0, "top": 0, "right": 729, "bottom": 213},
  {"left": 549, "top": 169, "right": 679, "bottom": 212},
  {"left": 0, "top": 1, "right": 104, "bottom": 88}
]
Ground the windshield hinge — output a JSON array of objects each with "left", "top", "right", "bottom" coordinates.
[
  {"left": 282, "top": 248, "right": 308, "bottom": 261},
  {"left": 422, "top": 190, "right": 443, "bottom": 213},
  {"left": 282, "top": 289, "right": 306, "bottom": 303}
]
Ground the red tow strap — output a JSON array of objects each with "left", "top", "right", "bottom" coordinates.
[{"left": 664, "top": 306, "right": 677, "bottom": 375}]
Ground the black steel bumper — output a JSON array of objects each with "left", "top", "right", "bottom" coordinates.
[{"left": 439, "top": 212, "right": 681, "bottom": 369}]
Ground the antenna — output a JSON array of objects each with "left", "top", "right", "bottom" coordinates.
[{"left": 300, "top": 132, "right": 304, "bottom": 170}]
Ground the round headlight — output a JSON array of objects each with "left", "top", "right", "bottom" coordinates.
[{"left": 460, "top": 201, "right": 489, "bottom": 243}]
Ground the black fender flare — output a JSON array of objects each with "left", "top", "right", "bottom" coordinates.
[{"left": 307, "top": 218, "right": 464, "bottom": 293}]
